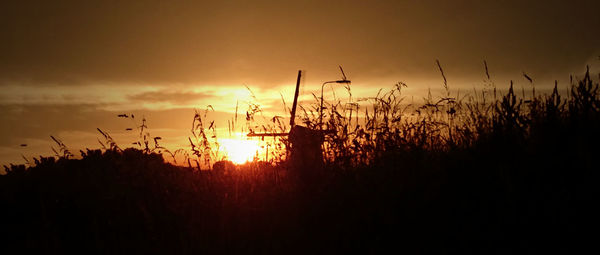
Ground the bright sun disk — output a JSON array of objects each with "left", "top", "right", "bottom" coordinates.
[{"left": 219, "top": 139, "right": 260, "bottom": 164}]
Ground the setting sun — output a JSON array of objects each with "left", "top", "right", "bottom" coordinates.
[{"left": 219, "top": 138, "right": 261, "bottom": 164}]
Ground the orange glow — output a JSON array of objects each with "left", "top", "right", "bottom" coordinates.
[{"left": 219, "top": 138, "right": 260, "bottom": 164}]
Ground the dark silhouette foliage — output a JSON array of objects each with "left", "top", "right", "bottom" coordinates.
[{"left": 1, "top": 69, "right": 599, "bottom": 254}]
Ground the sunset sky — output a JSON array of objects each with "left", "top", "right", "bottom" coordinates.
[{"left": 1, "top": 0, "right": 599, "bottom": 166}]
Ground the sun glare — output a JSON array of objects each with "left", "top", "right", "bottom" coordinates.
[{"left": 219, "top": 139, "right": 261, "bottom": 164}]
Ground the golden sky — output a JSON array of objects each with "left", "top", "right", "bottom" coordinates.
[{"left": 1, "top": 0, "right": 599, "bottom": 166}]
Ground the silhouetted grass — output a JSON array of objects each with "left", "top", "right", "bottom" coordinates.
[{"left": 1, "top": 68, "right": 599, "bottom": 254}]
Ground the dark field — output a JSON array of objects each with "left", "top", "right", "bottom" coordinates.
[{"left": 2, "top": 70, "right": 599, "bottom": 254}]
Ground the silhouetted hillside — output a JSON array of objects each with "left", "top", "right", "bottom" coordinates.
[{"left": 1, "top": 70, "right": 599, "bottom": 254}]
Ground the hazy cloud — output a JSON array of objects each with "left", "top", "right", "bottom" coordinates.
[
  {"left": 1, "top": 0, "right": 598, "bottom": 88},
  {"left": 128, "top": 90, "right": 215, "bottom": 105}
]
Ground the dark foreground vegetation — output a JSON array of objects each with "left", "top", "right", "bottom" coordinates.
[{"left": 2, "top": 69, "right": 600, "bottom": 254}]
